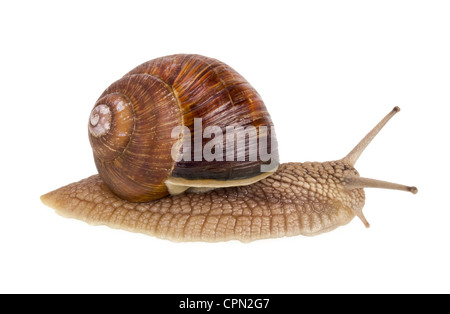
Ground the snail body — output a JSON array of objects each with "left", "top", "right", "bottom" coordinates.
[{"left": 41, "top": 54, "right": 417, "bottom": 242}]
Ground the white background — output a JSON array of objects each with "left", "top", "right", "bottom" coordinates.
[{"left": 1, "top": 0, "right": 449, "bottom": 294}]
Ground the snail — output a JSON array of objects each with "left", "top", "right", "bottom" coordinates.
[{"left": 41, "top": 54, "right": 417, "bottom": 242}]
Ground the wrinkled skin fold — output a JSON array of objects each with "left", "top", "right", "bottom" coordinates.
[{"left": 41, "top": 162, "right": 365, "bottom": 242}]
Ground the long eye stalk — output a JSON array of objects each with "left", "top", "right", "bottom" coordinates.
[
  {"left": 343, "top": 106, "right": 401, "bottom": 166},
  {"left": 342, "top": 107, "right": 417, "bottom": 196}
]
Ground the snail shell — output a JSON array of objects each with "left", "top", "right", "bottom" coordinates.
[{"left": 88, "top": 54, "right": 279, "bottom": 202}]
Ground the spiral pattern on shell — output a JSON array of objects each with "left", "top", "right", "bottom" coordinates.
[{"left": 88, "top": 54, "right": 279, "bottom": 202}]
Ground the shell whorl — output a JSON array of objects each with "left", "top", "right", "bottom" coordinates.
[
  {"left": 89, "top": 104, "right": 111, "bottom": 138},
  {"left": 89, "top": 74, "right": 181, "bottom": 202},
  {"left": 88, "top": 94, "right": 134, "bottom": 161}
]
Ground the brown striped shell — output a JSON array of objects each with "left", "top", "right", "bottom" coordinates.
[{"left": 88, "top": 54, "right": 279, "bottom": 202}]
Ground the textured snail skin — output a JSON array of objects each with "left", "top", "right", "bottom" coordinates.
[{"left": 41, "top": 162, "right": 364, "bottom": 242}]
